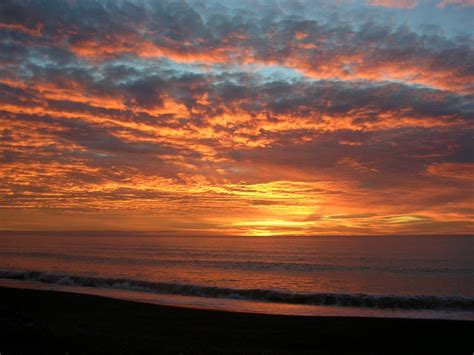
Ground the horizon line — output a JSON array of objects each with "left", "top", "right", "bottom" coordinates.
[{"left": 0, "top": 230, "right": 472, "bottom": 238}]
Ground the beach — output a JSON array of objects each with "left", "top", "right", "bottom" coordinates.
[{"left": 1, "top": 286, "right": 472, "bottom": 354}]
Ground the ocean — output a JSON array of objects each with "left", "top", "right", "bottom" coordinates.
[{"left": 0, "top": 234, "right": 473, "bottom": 320}]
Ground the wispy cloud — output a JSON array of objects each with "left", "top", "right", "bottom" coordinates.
[{"left": 367, "top": 0, "right": 419, "bottom": 8}]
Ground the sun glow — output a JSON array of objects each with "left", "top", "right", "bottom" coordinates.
[{"left": 233, "top": 220, "right": 316, "bottom": 236}]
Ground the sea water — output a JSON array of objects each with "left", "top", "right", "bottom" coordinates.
[{"left": 0, "top": 234, "right": 472, "bottom": 320}]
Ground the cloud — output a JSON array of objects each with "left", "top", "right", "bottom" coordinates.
[
  {"left": 437, "top": 0, "right": 474, "bottom": 8},
  {"left": 367, "top": 0, "right": 474, "bottom": 8},
  {"left": 0, "top": 0, "right": 472, "bottom": 234},
  {"left": 367, "top": 0, "right": 419, "bottom": 8},
  {"left": 2, "top": 1, "right": 473, "bottom": 93},
  {"left": 425, "top": 162, "right": 474, "bottom": 180}
]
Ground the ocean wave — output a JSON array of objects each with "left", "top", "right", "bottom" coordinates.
[{"left": 1, "top": 270, "right": 473, "bottom": 311}]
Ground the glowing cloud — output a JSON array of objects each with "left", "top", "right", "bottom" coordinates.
[
  {"left": 0, "top": 0, "right": 472, "bottom": 235},
  {"left": 367, "top": 0, "right": 419, "bottom": 8}
]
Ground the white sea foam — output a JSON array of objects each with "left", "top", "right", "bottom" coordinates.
[{"left": 1, "top": 269, "right": 473, "bottom": 311}]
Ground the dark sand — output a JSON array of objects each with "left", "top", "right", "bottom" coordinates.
[{"left": 0, "top": 286, "right": 472, "bottom": 354}]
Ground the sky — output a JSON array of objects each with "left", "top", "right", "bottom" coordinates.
[{"left": 0, "top": 0, "right": 473, "bottom": 236}]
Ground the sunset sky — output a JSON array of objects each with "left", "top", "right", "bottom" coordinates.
[{"left": 0, "top": 0, "right": 473, "bottom": 236}]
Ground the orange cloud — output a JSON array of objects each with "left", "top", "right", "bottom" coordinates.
[
  {"left": 1, "top": 0, "right": 472, "bottom": 235},
  {"left": 425, "top": 162, "right": 474, "bottom": 180},
  {"left": 69, "top": 36, "right": 228, "bottom": 64},
  {"left": 367, "top": 0, "right": 419, "bottom": 8},
  {"left": 0, "top": 22, "right": 43, "bottom": 36}
]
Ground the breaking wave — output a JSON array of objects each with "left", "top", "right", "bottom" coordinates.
[{"left": 1, "top": 270, "right": 473, "bottom": 311}]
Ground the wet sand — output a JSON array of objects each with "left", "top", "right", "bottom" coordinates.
[{"left": 0, "top": 286, "right": 472, "bottom": 354}]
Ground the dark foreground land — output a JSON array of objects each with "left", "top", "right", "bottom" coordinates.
[{"left": 0, "top": 286, "right": 472, "bottom": 354}]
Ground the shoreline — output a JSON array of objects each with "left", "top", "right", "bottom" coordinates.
[
  {"left": 1, "top": 277, "right": 473, "bottom": 321},
  {"left": 1, "top": 286, "right": 473, "bottom": 354}
]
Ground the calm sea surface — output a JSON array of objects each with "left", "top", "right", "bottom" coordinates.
[{"left": 0, "top": 235, "right": 473, "bottom": 320}]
